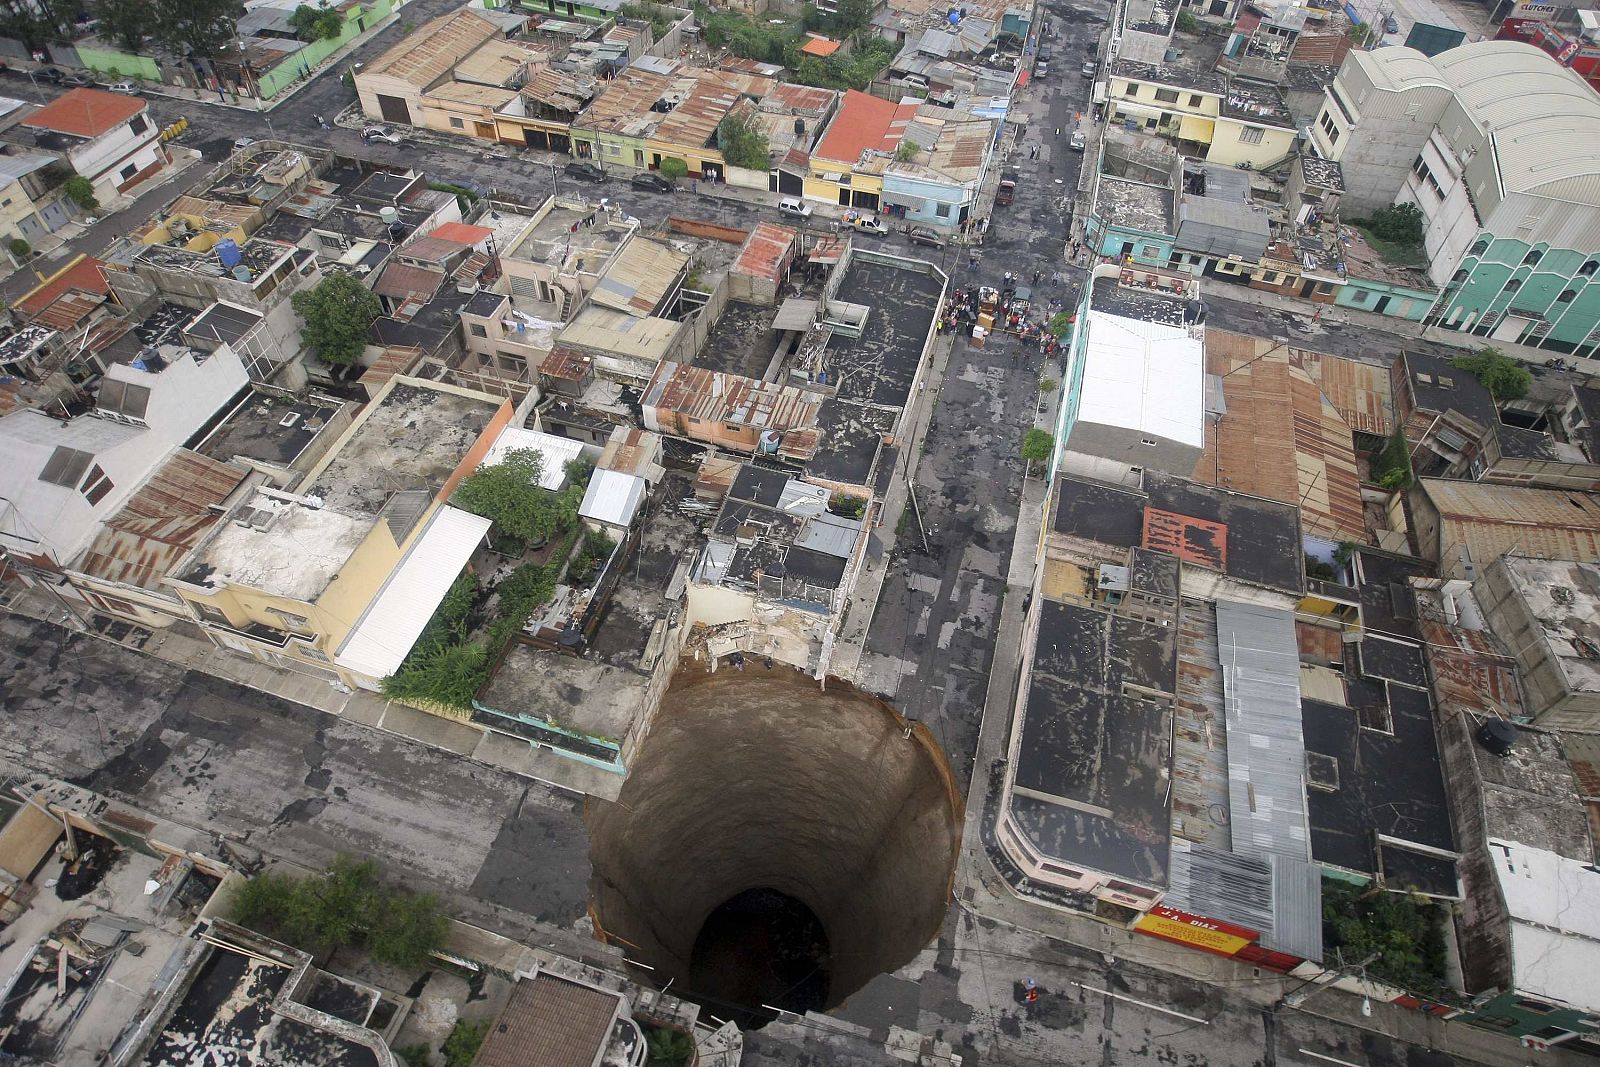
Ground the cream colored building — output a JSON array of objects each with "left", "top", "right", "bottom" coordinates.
[
  {"left": 1105, "top": 60, "right": 1298, "bottom": 169},
  {"left": 166, "top": 377, "right": 512, "bottom": 689}
]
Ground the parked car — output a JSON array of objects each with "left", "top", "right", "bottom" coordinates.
[
  {"left": 630, "top": 171, "right": 674, "bottom": 192},
  {"left": 565, "top": 160, "right": 607, "bottom": 183},
  {"left": 362, "top": 125, "right": 405, "bottom": 146},
  {"left": 61, "top": 71, "right": 94, "bottom": 86},
  {"left": 907, "top": 226, "right": 945, "bottom": 249},
  {"left": 1036, "top": 59, "right": 1049, "bottom": 76},
  {"left": 778, "top": 196, "right": 812, "bottom": 220},
  {"left": 996, "top": 171, "right": 1018, "bottom": 206},
  {"left": 849, "top": 214, "right": 888, "bottom": 236},
  {"left": 233, "top": 136, "right": 256, "bottom": 150},
  {"left": 1081, "top": 60, "right": 1097, "bottom": 78},
  {"left": 1382, "top": 12, "right": 1400, "bottom": 33},
  {"left": 99, "top": 80, "right": 138, "bottom": 94},
  {"left": 1069, "top": 130, "right": 1086, "bottom": 152}
]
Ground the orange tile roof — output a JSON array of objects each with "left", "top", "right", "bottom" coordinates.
[
  {"left": 15, "top": 256, "right": 110, "bottom": 317},
  {"left": 429, "top": 221, "right": 494, "bottom": 246},
  {"left": 814, "top": 90, "right": 918, "bottom": 166},
  {"left": 800, "top": 34, "right": 842, "bottom": 57},
  {"left": 22, "top": 88, "right": 144, "bottom": 138},
  {"left": 732, "top": 223, "right": 796, "bottom": 283}
]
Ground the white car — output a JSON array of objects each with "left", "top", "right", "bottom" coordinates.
[
  {"left": 1069, "top": 130, "right": 1086, "bottom": 152},
  {"left": 361, "top": 125, "right": 404, "bottom": 145},
  {"left": 233, "top": 136, "right": 256, "bottom": 150}
]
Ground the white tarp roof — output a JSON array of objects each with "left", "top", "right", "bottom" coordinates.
[
  {"left": 335, "top": 506, "right": 491, "bottom": 681},
  {"left": 481, "top": 426, "right": 586, "bottom": 491},
  {"left": 1078, "top": 309, "right": 1205, "bottom": 449},
  {"left": 1490, "top": 838, "right": 1600, "bottom": 1013},
  {"left": 580, "top": 469, "right": 646, "bottom": 528}
]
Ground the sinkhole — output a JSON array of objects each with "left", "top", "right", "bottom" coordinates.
[{"left": 586, "top": 665, "right": 963, "bottom": 1027}]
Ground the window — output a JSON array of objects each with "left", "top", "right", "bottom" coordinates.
[
  {"left": 1141, "top": 437, "right": 1158, "bottom": 446},
  {"left": 1124, "top": 82, "right": 1140, "bottom": 97},
  {"left": 129, "top": 114, "right": 149, "bottom": 135},
  {"left": 267, "top": 608, "right": 311, "bottom": 632},
  {"left": 80, "top": 464, "right": 113, "bottom": 505},
  {"left": 935, "top": 202, "right": 951, "bottom": 217},
  {"left": 724, "top": 423, "right": 743, "bottom": 434},
  {"left": 1349, "top": 290, "right": 1368, "bottom": 303},
  {"left": 1505, "top": 278, "right": 1522, "bottom": 292},
  {"left": 1155, "top": 88, "right": 1180, "bottom": 104},
  {"left": 1558, "top": 290, "right": 1578, "bottom": 303},
  {"left": 450, "top": 117, "right": 464, "bottom": 129},
  {"left": 1524, "top": 249, "right": 1543, "bottom": 266},
  {"left": 192, "top": 602, "right": 231, "bottom": 626},
  {"left": 1188, "top": 94, "right": 1203, "bottom": 107},
  {"left": 1452, "top": 268, "right": 1468, "bottom": 282},
  {"left": 1581, "top": 260, "right": 1600, "bottom": 277},
  {"left": 297, "top": 645, "right": 331, "bottom": 663},
  {"left": 1469, "top": 238, "right": 1489, "bottom": 256},
  {"left": 1516, "top": 1000, "right": 1557, "bottom": 1015},
  {"left": 469, "top": 323, "right": 487, "bottom": 337},
  {"left": 1260, "top": 270, "right": 1279, "bottom": 283},
  {"left": 633, "top": 150, "right": 644, "bottom": 166},
  {"left": 606, "top": 144, "right": 620, "bottom": 156},
  {"left": 1140, "top": 245, "right": 1159, "bottom": 258},
  {"left": 85, "top": 592, "right": 138, "bottom": 616},
  {"left": 1319, "top": 112, "right": 1339, "bottom": 140},
  {"left": 1238, "top": 126, "right": 1264, "bottom": 144},
  {"left": 118, "top": 162, "right": 137, "bottom": 182}
]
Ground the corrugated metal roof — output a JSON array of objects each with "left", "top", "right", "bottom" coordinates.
[
  {"left": 373, "top": 263, "right": 444, "bottom": 300},
  {"left": 732, "top": 223, "right": 797, "bottom": 284},
  {"left": 589, "top": 238, "right": 689, "bottom": 317},
  {"left": 335, "top": 505, "right": 492, "bottom": 681},
  {"left": 580, "top": 468, "right": 646, "bottom": 528},
  {"left": 1165, "top": 839, "right": 1323, "bottom": 961},
  {"left": 1216, "top": 599, "right": 1312, "bottom": 864},
  {"left": 360, "top": 9, "right": 501, "bottom": 88},
  {"left": 795, "top": 512, "right": 863, "bottom": 559},
  {"left": 74, "top": 449, "right": 250, "bottom": 589},
  {"left": 482, "top": 425, "right": 586, "bottom": 490},
  {"left": 642, "top": 361, "right": 822, "bottom": 447}
]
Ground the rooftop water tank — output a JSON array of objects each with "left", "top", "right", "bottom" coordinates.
[
  {"left": 379, "top": 206, "right": 400, "bottom": 227},
  {"left": 215, "top": 238, "right": 242, "bottom": 270},
  {"left": 1476, "top": 719, "right": 1518, "bottom": 757}
]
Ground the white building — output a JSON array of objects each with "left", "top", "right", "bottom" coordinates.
[
  {"left": 20, "top": 89, "right": 168, "bottom": 205},
  {"left": 0, "top": 346, "right": 249, "bottom": 574},
  {"left": 1058, "top": 273, "right": 1206, "bottom": 485},
  {"left": 1309, "top": 42, "right": 1600, "bottom": 354}
]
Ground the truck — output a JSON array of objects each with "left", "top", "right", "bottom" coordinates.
[{"left": 996, "top": 171, "right": 1018, "bottom": 206}]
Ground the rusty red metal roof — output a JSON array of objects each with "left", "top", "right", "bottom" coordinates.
[
  {"left": 429, "top": 221, "right": 494, "bottom": 246},
  {"left": 642, "top": 361, "right": 820, "bottom": 456},
  {"left": 373, "top": 263, "right": 445, "bottom": 300},
  {"left": 541, "top": 346, "right": 595, "bottom": 383},
  {"left": 732, "top": 223, "right": 797, "bottom": 284},
  {"left": 75, "top": 449, "right": 250, "bottom": 590},
  {"left": 16, "top": 256, "right": 110, "bottom": 318},
  {"left": 1143, "top": 507, "right": 1227, "bottom": 570}
]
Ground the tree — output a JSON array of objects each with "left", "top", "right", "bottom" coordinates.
[
  {"left": 453, "top": 448, "right": 571, "bottom": 545},
  {"left": 97, "top": 0, "right": 149, "bottom": 52},
  {"left": 153, "top": 0, "right": 239, "bottom": 60},
  {"left": 1363, "top": 202, "right": 1423, "bottom": 246},
  {"left": 835, "top": 0, "right": 870, "bottom": 34},
  {"left": 1020, "top": 428, "right": 1054, "bottom": 475},
  {"left": 1452, "top": 346, "right": 1531, "bottom": 401},
  {"left": 716, "top": 108, "right": 770, "bottom": 170},
  {"left": 229, "top": 855, "right": 448, "bottom": 967},
  {"left": 9, "top": 238, "right": 29, "bottom": 259},
  {"left": 63, "top": 176, "right": 99, "bottom": 214},
  {"left": 894, "top": 140, "right": 919, "bottom": 163},
  {"left": 645, "top": 1026, "right": 694, "bottom": 1067},
  {"left": 291, "top": 273, "right": 381, "bottom": 365},
  {"left": 657, "top": 156, "right": 688, "bottom": 184},
  {"left": 441, "top": 1021, "right": 489, "bottom": 1067},
  {"left": 290, "top": 2, "right": 344, "bottom": 40}
]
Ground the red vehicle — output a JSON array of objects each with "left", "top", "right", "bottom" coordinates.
[{"left": 997, "top": 171, "right": 1018, "bottom": 206}]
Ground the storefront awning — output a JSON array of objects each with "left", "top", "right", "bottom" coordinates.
[{"left": 880, "top": 194, "right": 927, "bottom": 212}]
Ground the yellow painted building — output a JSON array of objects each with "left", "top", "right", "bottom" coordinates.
[
  {"left": 167, "top": 377, "right": 512, "bottom": 688},
  {"left": 1105, "top": 65, "right": 1297, "bottom": 169}
]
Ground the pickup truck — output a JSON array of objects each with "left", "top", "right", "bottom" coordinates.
[
  {"left": 848, "top": 214, "right": 889, "bottom": 236},
  {"left": 996, "top": 171, "right": 1019, "bottom": 206}
]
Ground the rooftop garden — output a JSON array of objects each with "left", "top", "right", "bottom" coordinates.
[{"left": 1321, "top": 878, "right": 1453, "bottom": 997}]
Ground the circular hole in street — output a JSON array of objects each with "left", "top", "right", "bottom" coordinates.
[{"left": 586, "top": 664, "right": 962, "bottom": 1028}]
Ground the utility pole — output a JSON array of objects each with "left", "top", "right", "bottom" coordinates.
[{"left": 1273, "top": 952, "right": 1381, "bottom": 1014}]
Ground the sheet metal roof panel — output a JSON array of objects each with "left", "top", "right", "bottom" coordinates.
[
  {"left": 482, "top": 426, "right": 586, "bottom": 490},
  {"left": 335, "top": 505, "right": 492, "bottom": 680},
  {"left": 1216, "top": 599, "right": 1312, "bottom": 864},
  {"left": 580, "top": 468, "right": 646, "bottom": 527},
  {"left": 1491, "top": 838, "right": 1600, "bottom": 1013}
]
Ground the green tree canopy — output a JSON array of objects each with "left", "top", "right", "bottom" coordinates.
[
  {"left": 716, "top": 108, "right": 770, "bottom": 170},
  {"left": 97, "top": 0, "right": 150, "bottom": 53},
  {"left": 290, "top": 2, "right": 344, "bottom": 39},
  {"left": 230, "top": 855, "right": 448, "bottom": 968},
  {"left": 657, "top": 156, "right": 688, "bottom": 183},
  {"left": 452, "top": 448, "right": 576, "bottom": 545},
  {"left": 835, "top": 0, "right": 870, "bottom": 34},
  {"left": 153, "top": 0, "right": 240, "bottom": 59},
  {"left": 1363, "top": 201, "right": 1423, "bottom": 246},
  {"left": 1452, "top": 346, "right": 1531, "bottom": 401},
  {"left": 291, "top": 273, "right": 381, "bottom": 366},
  {"left": 63, "top": 176, "right": 99, "bottom": 214},
  {"left": 1021, "top": 428, "right": 1054, "bottom": 474}
]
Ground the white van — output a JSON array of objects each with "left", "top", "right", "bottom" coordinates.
[{"left": 778, "top": 197, "right": 812, "bottom": 220}]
